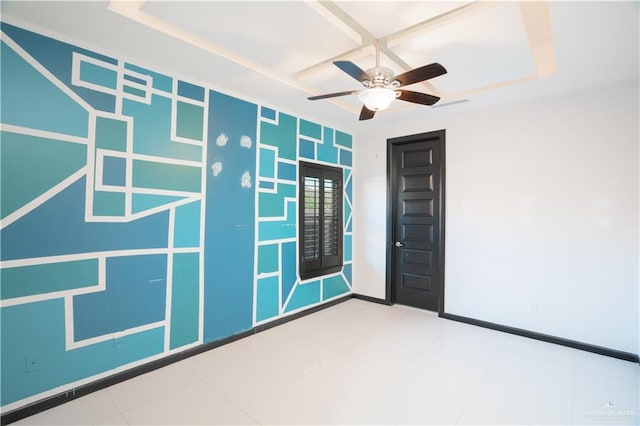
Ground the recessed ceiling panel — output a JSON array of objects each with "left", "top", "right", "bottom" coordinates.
[
  {"left": 391, "top": 2, "right": 536, "bottom": 95},
  {"left": 338, "top": 1, "right": 472, "bottom": 39},
  {"left": 141, "top": 0, "right": 360, "bottom": 75}
]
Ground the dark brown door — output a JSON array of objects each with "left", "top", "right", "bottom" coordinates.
[{"left": 387, "top": 130, "right": 445, "bottom": 312}]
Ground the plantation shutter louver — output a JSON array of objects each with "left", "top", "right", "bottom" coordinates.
[{"left": 299, "top": 162, "right": 343, "bottom": 279}]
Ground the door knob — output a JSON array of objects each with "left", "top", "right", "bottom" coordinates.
[{"left": 395, "top": 241, "right": 405, "bottom": 247}]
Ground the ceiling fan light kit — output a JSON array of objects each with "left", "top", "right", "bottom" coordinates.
[
  {"left": 358, "top": 87, "right": 397, "bottom": 111},
  {"left": 307, "top": 40, "right": 447, "bottom": 121}
]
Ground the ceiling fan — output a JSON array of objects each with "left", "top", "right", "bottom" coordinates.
[{"left": 308, "top": 41, "right": 447, "bottom": 121}]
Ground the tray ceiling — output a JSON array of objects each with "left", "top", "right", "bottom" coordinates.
[
  {"left": 109, "top": 0, "right": 556, "bottom": 115},
  {"left": 1, "top": 1, "right": 638, "bottom": 128}
]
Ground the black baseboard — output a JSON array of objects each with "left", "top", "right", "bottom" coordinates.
[
  {"left": 0, "top": 294, "right": 352, "bottom": 425},
  {"left": 440, "top": 312, "right": 639, "bottom": 364},
  {"left": 5, "top": 295, "right": 636, "bottom": 425},
  {"left": 352, "top": 293, "right": 392, "bottom": 305}
]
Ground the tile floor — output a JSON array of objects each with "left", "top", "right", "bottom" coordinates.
[{"left": 13, "top": 299, "right": 640, "bottom": 425}]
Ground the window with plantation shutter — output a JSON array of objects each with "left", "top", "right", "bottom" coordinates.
[{"left": 299, "top": 162, "right": 343, "bottom": 279}]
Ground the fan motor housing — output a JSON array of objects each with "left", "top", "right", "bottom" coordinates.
[{"left": 364, "top": 67, "right": 395, "bottom": 88}]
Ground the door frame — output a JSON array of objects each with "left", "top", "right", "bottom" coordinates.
[{"left": 385, "top": 129, "right": 446, "bottom": 314}]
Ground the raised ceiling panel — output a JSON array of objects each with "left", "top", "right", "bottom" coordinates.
[
  {"left": 337, "top": 1, "right": 472, "bottom": 39},
  {"left": 391, "top": 2, "right": 536, "bottom": 95},
  {"left": 141, "top": 0, "right": 361, "bottom": 75}
]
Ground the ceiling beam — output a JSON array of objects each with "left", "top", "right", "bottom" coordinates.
[{"left": 519, "top": 1, "right": 557, "bottom": 77}]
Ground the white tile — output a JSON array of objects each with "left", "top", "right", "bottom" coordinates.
[
  {"left": 385, "top": 323, "right": 504, "bottom": 403},
  {"left": 243, "top": 377, "right": 366, "bottom": 425},
  {"left": 484, "top": 345, "right": 575, "bottom": 395},
  {"left": 456, "top": 402, "right": 525, "bottom": 425},
  {"left": 14, "top": 391, "right": 121, "bottom": 426},
  {"left": 107, "top": 361, "right": 200, "bottom": 412},
  {"left": 181, "top": 339, "right": 258, "bottom": 378},
  {"left": 121, "top": 379, "right": 256, "bottom": 425},
  {"left": 95, "top": 412, "right": 129, "bottom": 425},
  {"left": 198, "top": 355, "right": 296, "bottom": 408},
  {"left": 292, "top": 350, "right": 394, "bottom": 403},
  {"left": 470, "top": 372, "right": 573, "bottom": 425},
  {"left": 423, "top": 324, "right": 505, "bottom": 369},
  {"left": 200, "top": 339, "right": 345, "bottom": 408},
  {"left": 395, "top": 352, "right": 491, "bottom": 401},
  {"left": 501, "top": 335, "right": 578, "bottom": 371},
  {"left": 341, "top": 377, "right": 469, "bottom": 425},
  {"left": 12, "top": 301, "right": 640, "bottom": 426},
  {"left": 466, "top": 333, "right": 577, "bottom": 426},
  {"left": 572, "top": 351, "right": 639, "bottom": 425},
  {"left": 574, "top": 351, "right": 639, "bottom": 389}
]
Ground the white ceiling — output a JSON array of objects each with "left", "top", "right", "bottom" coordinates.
[{"left": 1, "top": 1, "right": 638, "bottom": 132}]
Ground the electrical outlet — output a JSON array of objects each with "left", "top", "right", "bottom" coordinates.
[
  {"left": 26, "top": 355, "right": 41, "bottom": 373},
  {"left": 528, "top": 303, "right": 538, "bottom": 314}
]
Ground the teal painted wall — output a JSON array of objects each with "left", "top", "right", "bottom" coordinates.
[{"left": 0, "top": 22, "right": 353, "bottom": 411}]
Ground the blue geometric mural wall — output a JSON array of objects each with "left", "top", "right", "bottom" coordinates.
[
  {"left": 0, "top": 22, "right": 352, "bottom": 412},
  {"left": 255, "top": 109, "right": 353, "bottom": 322}
]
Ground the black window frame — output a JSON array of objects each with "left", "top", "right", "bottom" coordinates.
[{"left": 299, "top": 161, "right": 344, "bottom": 280}]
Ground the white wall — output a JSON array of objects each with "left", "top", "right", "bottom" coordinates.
[{"left": 353, "top": 79, "right": 639, "bottom": 354}]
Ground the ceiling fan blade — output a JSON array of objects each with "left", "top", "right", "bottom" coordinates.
[
  {"left": 359, "top": 106, "right": 376, "bottom": 121},
  {"left": 394, "top": 63, "right": 447, "bottom": 87},
  {"left": 308, "top": 90, "right": 360, "bottom": 101},
  {"left": 334, "top": 60, "right": 370, "bottom": 83},
  {"left": 397, "top": 90, "right": 441, "bottom": 106}
]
